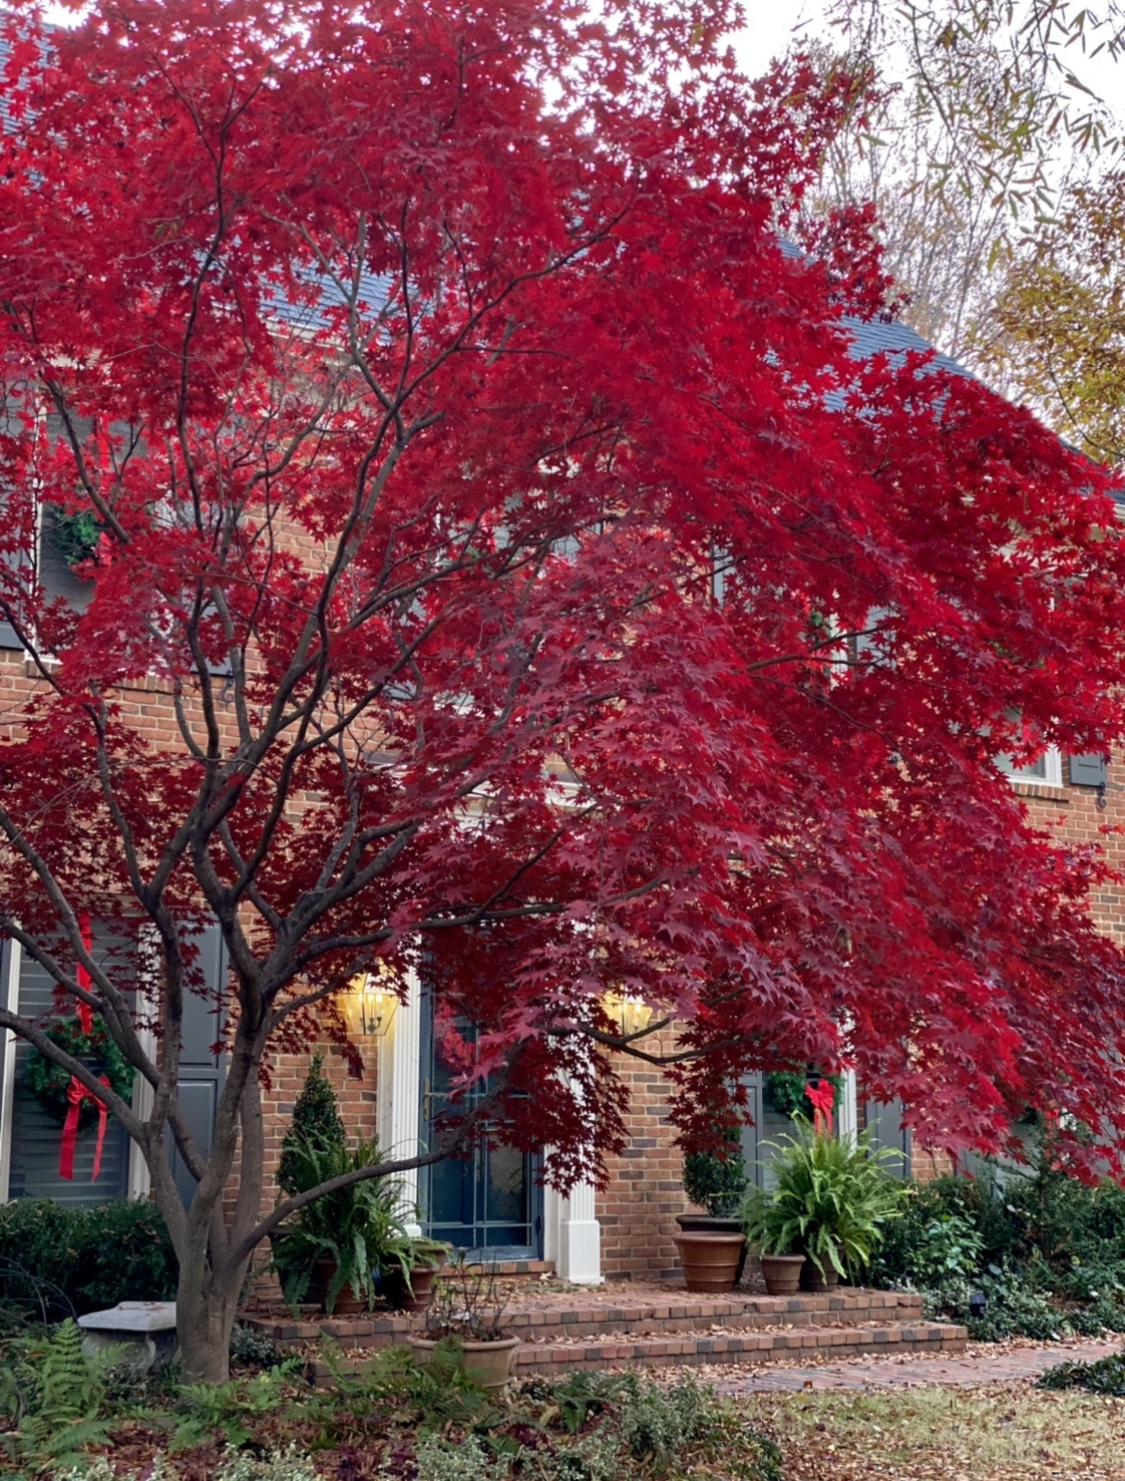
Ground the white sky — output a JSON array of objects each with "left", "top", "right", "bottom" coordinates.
[
  {"left": 40, "top": 0, "right": 1125, "bottom": 127},
  {"left": 734, "top": 0, "right": 832, "bottom": 77},
  {"left": 733, "top": 0, "right": 1125, "bottom": 123}
]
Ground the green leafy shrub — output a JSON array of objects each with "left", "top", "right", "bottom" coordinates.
[
  {"left": 966, "top": 1266, "right": 1066, "bottom": 1342},
  {"left": 229, "top": 1323, "right": 284, "bottom": 1371},
  {"left": 904, "top": 1212, "right": 985, "bottom": 1287},
  {"left": 682, "top": 1125, "right": 748, "bottom": 1217},
  {"left": 868, "top": 1153, "right": 1125, "bottom": 1339},
  {"left": 214, "top": 1443, "right": 320, "bottom": 1481},
  {"left": 742, "top": 1124, "right": 906, "bottom": 1276},
  {"left": 277, "top": 1052, "right": 347, "bottom": 1198},
  {"left": 619, "top": 1373, "right": 708, "bottom": 1461},
  {"left": 0, "top": 1199, "right": 176, "bottom": 1315},
  {"left": 415, "top": 1434, "right": 509, "bottom": 1481}
]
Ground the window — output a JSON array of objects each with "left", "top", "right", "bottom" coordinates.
[{"left": 997, "top": 746, "right": 1063, "bottom": 787}]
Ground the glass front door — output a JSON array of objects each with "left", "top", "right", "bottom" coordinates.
[{"left": 420, "top": 1004, "right": 541, "bottom": 1258}]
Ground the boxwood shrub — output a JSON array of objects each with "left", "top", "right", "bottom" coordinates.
[{"left": 0, "top": 1198, "right": 176, "bottom": 1314}]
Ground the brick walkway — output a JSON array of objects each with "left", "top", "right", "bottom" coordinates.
[{"left": 711, "top": 1336, "right": 1125, "bottom": 1392}]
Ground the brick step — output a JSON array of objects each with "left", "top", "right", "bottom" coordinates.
[
  {"left": 304, "top": 1319, "right": 968, "bottom": 1384},
  {"left": 469, "top": 1259, "right": 556, "bottom": 1278},
  {"left": 504, "top": 1289, "right": 922, "bottom": 1342},
  {"left": 244, "top": 1288, "right": 925, "bottom": 1353},
  {"left": 513, "top": 1319, "right": 967, "bottom": 1374}
]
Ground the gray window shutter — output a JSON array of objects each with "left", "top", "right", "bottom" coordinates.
[
  {"left": 1069, "top": 753, "right": 1108, "bottom": 788},
  {"left": 864, "top": 1099, "right": 912, "bottom": 1179},
  {"left": 164, "top": 925, "right": 227, "bottom": 1209},
  {"left": 739, "top": 1074, "right": 762, "bottom": 1189}
]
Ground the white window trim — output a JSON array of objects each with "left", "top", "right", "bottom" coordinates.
[{"left": 1002, "top": 746, "right": 1063, "bottom": 788}]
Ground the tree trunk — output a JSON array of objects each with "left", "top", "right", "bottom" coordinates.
[{"left": 175, "top": 1245, "right": 247, "bottom": 1385}]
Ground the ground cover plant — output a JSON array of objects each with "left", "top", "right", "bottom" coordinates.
[
  {"left": 1039, "top": 1350, "right": 1125, "bottom": 1397},
  {"left": 7, "top": 0, "right": 1125, "bottom": 1385},
  {"left": 868, "top": 1147, "right": 1125, "bottom": 1339},
  {"left": 0, "top": 1335, "right": 783, "bottom": 1481}
]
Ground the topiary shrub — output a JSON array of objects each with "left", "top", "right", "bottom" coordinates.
[
  {"left": 277, "top": 1052, "right": 347, "bottom": 1198},
  {"left": 0, "top": 1199, "right": 176, "bottom": 1315},
  {"left": 682, "top": 1125, "right": 747, "bottom": 1217}
]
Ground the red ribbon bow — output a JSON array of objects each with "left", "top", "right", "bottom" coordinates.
[
  {"left": 806, "top": 1079, "right": 835, "bottom": 1136},
  {"left": 59, "top": 1073, "right": 111, "bottom": 1182},
  {"left": 59, "top": 914, "right": 107, "bottom": 1182}
]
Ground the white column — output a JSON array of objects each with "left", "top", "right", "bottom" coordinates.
[
  {"left": 0, "top": 938, "right": 21, "bottom": 1203},
  {"left": 838, "top": 1068, "right": 858, "bottom": 1149},
  {"left": 542, "top": 1182, "right": 561, "bottom": 1265},
  {"left": 377, "top": 967, "right": 422, "bottom": 1235},
  {"left": 556, "top": 1175, "right": 602, "bottom": 1284}
]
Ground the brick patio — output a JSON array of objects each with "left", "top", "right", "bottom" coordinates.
[{"left": 709, "top": 1336, "right": 1125, "bottom": 1392}]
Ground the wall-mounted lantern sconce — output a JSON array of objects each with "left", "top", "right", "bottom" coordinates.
[
  {"left": 341, "top": 965, "right": 399, "bottom": 1038},
  {"left": 602, "top": 990, "right": 653, "bottom": 1038}
]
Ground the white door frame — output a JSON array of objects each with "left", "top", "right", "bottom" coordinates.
[{"left": 379, "top": 970, "right": 601, "bottom": 1280}]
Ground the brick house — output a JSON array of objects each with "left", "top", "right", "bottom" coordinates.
[{"left": 0, "top": 24, "right": 1118, "bottom": 1279}]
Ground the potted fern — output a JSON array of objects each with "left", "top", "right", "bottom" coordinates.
[
  {"left": 272, "top": 1057, "right": 421, "bottom": 1314},
  {"left": 271, "top": 1135, "right": 415, "bottom": 1314},
  {"left": 742, "top": 1122, "right": 906, "bottom": 1294}
]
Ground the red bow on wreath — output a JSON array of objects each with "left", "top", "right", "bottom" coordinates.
[
  {"left": 806, "top": 1078, "right": 835, "bottom": 1136},
  {"left": 59, "top": 916, "right": 109, "bottom": 1183},
  {"left": 60, "top": 1068, "right": 112, "bottom": 1182}
]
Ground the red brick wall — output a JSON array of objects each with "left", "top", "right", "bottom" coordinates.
[{"left": 598, "top": 1028, "right": 687, "bottom": 1281}]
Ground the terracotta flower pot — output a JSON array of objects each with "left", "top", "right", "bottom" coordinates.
[
  {"left": 676, "top": 1215, "right": 748, "bottom": 1284},
  {"left": 309, "top": 1257, "right": 367, "bottom": 1315},
  {"left": 800, "top": 1260, "right": 840, "bottom": 1293},
  {"left": 382, "top": 1262, "right": 440, "bottom": 1313},
  {"left": 674, "top": 1231, "right": 746, "bottom": 1294},
  {"left": 758, "top": 1253, "right": 807, "bottom": 1296},
  {"left": 407, "top": 1335, "right": 521, "bottom": 1395}
]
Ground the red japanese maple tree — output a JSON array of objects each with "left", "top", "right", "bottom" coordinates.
[{"left": 2, "top": 0, "right": 1125, "bottom": 1380}]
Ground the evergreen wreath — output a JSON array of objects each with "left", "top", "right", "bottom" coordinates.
[
  {"left": 25, "top": 1015, "right": 133, "bottom": 1126},
  {"left": 764, "top": 1069, "right": 843, "bottom": 1121}
]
